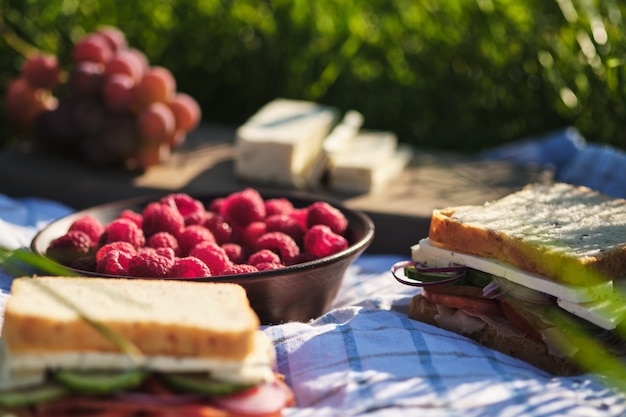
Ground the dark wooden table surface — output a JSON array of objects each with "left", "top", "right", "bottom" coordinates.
[{"left": 0, "top": 125, "right": 548, "bottom": 255}]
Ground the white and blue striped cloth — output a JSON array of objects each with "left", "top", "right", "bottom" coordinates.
[{"left": 0, "top": 194, "right": 625, "bottom": 416}]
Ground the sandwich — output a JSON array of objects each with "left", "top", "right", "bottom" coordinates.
[
  {"left": 393, "top": 182, "right": 626, "bottom": 376},
  {"left": 0, "top": 276, "right": 294, "bottom": 416}
]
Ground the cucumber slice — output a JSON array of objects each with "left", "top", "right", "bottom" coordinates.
[
  {"left": 0, "top": 383, "right": 68, "bottom": 407},
  {"left": 160, "top": 373, "right": 253, "bottom": 396},
  {"left": 53, "top": 369, "right": 148, "bottom": 395}
]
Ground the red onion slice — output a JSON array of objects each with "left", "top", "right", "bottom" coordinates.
[
  {"left": 391, "top": 260, "right": 467, "bottom": 287},
  {"left": 113, "top": 391, "right": 205, "bottom": 406}
]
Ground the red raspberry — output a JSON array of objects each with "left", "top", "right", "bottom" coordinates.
[
  {"left": 127, "top": 251, "right": 173, "bottom": 278},
  {"left": 96, "top": 241, "right": 136, "bottom": 262},
  {"left": 255, "top": 262, "right": 283, "bottom": 271},
  {"left": 119, "top": 209, "right": 143, "bottom": 228},
  {"left": 155, "top": 247, "right": 176, "bottom": 260},
  {"left": 189, "top": 241, "right": 233, "bottom": 275},
  {"left": 177, "top": 224, "right": 216, "bottom": 256},
  {"left": 168, "top": 257, "right": 211, "bottom": 278},
  {"left": 306, "top": 201, "right": 348, "bottom": 235},
  {"left": 222, "top": 264, "right": 259, "bottom": 275},
  {"left": 203, "top": 212, "right": 233, "bottom": 244},
  {"left": 248, "top": 249, "right": 281, "bottom": 266},
  {"left": 70, "top": 255, "right": 98, "bottom": 273},
  {"left": 266, "top": 214, "right": 304, "bottom": 244},
  {"left": 264, "top": 198, "right": 294, "bottom": 217},
  {"left": 220, "top": 188, "right": 266, "bottom": 227},
  {"left": 208, "top": 197, "right": 225, "bottom": 213},
  {"left": 160, "top": 193, "right": 206, "bottom": 226},
  {"left": 97, "top": 249, "right": 132, "bottom": 276},
  {"left": 68, "top": 215, "right": 104, "bottom": 247},
  {"left": 254, "top": 232, "right": 300, "bottom": 264},
  {"left": 289, "top": 208, "right": 309, "bottom": 232},
  {"left": 100, "top": 218, "right": 145, "bottom": 248},
  {"left": 222, "top": 243, "right": 245, "bottom": 264},
  {"left": 46, "top": 230, "right": 93, "bottom": 265},
  {"left": 142, "top": 202, "right": 185, "bottom": 238},
  {"left": 147, "top": 231, "right": 179, "bottom": 256},
  {"left": 304, "top": 225, "right": 348, "bottom": 258},
  {"left": 239, "top": 221, "right": 267, "bottom": 249}
]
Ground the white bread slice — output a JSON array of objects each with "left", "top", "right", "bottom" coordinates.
[
  {"left": 428, "top": 182, "right": 626, "bottom": 286},
  {"left": 2, "top": 277, "right": 260, "bottom": 361}
]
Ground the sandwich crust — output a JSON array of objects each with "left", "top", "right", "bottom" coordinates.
[
  {"left": 2, "top": 277, "right": 260, "bottom": 361},
  {"left": 428, "top": 182, "right": 626, "bottom": 285}
]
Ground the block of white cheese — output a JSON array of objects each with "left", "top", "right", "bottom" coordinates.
[
  {"left": 327, "top": 131, "right": 412, "bottom": 193},
  {"left": 412, "top": 238, "right": 613, "bottom": 303},
  {"left": 411, "top": 238, "right": 625, "bottom": 330},
  {"left": 234, "top": 98, "right": 339, "bottom": 188}
]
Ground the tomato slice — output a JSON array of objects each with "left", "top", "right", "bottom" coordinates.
[
  {"left": 422, "top": 288, "right": 503, "bottom": 317},
  {"left": 500, "top": 300, "right": 543, "bottom": 342}
]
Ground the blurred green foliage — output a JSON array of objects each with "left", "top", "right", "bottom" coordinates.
[{"left": 2, "top": 0, "right": 626, "bottom": 152}]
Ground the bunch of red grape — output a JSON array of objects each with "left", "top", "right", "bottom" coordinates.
[{"left": 4, "top": 26, "right": 201, "bottom": 170}]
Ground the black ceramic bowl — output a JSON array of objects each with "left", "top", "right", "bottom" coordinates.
[{"left": 30, "top": 191, "right": 375, "bottom": 325}]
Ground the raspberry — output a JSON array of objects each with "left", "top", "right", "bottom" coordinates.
[
  {"left": 222, "top": 243, "right": 245, "bottom": 264},
  {"left": 155, "top": 247, "right": 176, "bottom": 260},
  {"left": 99, "top": 218, "right": 145, "bottom": 248},
  {"left": 177, "top": 224, "right": 216, "bottom": 256},
  {"left": 264, "top": 198, "right": 294, "bottom": 217},
  {"left": 248, "top": 249, "right": 281, "bottom": 266},
  {"left": 304, "top": 224, "right": 348, "bottom": 258},
  {"left": 189, "top": 241, "right": 233, "bottom": 275},
  {"left": 239, "top": 221, "right": 267, "bottom": 249},
  {"left": 306, "top": 201, "right": 348, "bottom": 235},
  {"left": 142, "top": 202, "right": 185, "bottom": 238},
  {"left": 203, "top": 212, "right": 233, "bottom": 244},
  {"left": 68, "top": 215, "right": 104, "bottom": 247},
  {"left": 168, "top": 256, "right": 211, "bottom": 278},
  {"left": 96, "top": 241, "right": 137, "bottom": 263},
  {"left": 208, "top": 197, "right": 225, "bottom": 213},
  {"left": 71, "top": 255, "right": 98, "bottom": 273},
  {"left": 220, "top": 188, "right": 266, "bottom": 227},
  {"left": 222, "top": 264, "right": 259, "bottom": 275},
  {"left": 127, "top": 251, "right": 173, "bottom": 277},
  {"left": 289, "top": 208, "right": 309, "bottom": 232},
  {"left": 265, "top": 214, "right": 304, "bottom": 244},
  {"left": 254, "top": 232, "right": 300, "bottom": 264},
  {"left": 97, "top": 249, "right": 132, "bottom": 276},
  {"left": 160, "top": 193, "right": 206, "bottom": 226},
  {"left": 147, "top": 231, "right": 179, "bottom": 256},
  {"left": 46, "top": 230, "right": 93, "bottom": 265},
  {"left": 119, "top": 209, "right": 143, "bottom": 228},
  {"left": 255, "top": 262, "right": 283, "bottom": 271}
]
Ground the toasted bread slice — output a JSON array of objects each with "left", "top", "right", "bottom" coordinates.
[
  {"left": 428, "top": 182, "right": 626, "bottom": 286},
  {"left": 2, "top": 277, "right": 260, "bottom": 361}
]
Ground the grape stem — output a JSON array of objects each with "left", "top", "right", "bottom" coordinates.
[{"left": 0, "top": 9, "right": 42, "bottom": 58}]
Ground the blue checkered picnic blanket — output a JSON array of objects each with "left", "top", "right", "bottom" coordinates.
[{"left": 1, "top": 192, "right": 626, "bottom": 416}]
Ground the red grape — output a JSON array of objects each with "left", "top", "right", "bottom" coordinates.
[
  {"left": 167, "top": 93, "right": 201, "bottom": 132},
  {"left": 72, "top": 99, "right": 107, "bottom": 137},
  {"left": 73, "top": 33, "right": 113, "bottom": 64},
  {"left": 105, "top": 49, "right": 144, "bottom": 83},
  {"left": 96, "top": 26, "right": 127, "bottom": 52},
  {"left": 136, "top": 142, "right": 171, "bottom": 170},
  {"left": 67, "top": 61, "right": 104, "bottom": 97},
  {"left": 134, "top": 66, "right": 176, "bottom": 107},
  {"left": 137, "top": 102, "right": 175, "bottom": 143},
  {"left": 22, "top": 53, "right": 61, "bottom": 90},
  {"left": 5, "top": 78, "right": 57, "bottom": 128},
  {"left": 102, "top": 73, "right": 135, "bottom": 111}
]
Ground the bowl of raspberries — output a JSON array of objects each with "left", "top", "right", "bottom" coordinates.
[{"left": 30, "top": 188, "right": 375, "bottom": 324}]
